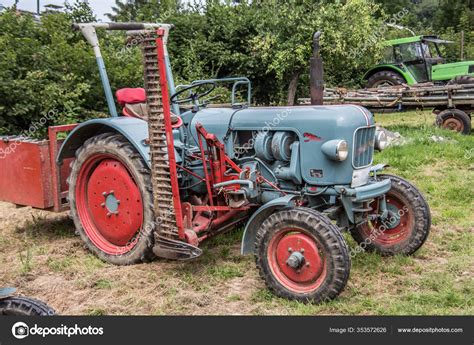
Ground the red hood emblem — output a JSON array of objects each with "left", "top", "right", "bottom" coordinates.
[{"left": 303, "top": 132, "right": 323, "bottom": 142}]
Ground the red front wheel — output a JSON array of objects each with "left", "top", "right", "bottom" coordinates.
[
  {"left": 255, "top": 208, "right": 350, "bottom": 303},
  {"left": 352, "top": 174, "right": 431, "bottom": 256},
  {"left": 68, "top": 133, "right": 156, "bottom": 265}
]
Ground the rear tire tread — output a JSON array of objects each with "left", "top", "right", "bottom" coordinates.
[{"left": 68, "top": 133, "right": 156, "bottom": 265}]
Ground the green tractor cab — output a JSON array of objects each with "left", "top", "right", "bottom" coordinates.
[{"left": 364, "top": 35, "right": 474, "bottom": 88}]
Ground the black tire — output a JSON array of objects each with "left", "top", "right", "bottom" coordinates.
[
  {"left": 366, "top": 70, "right": 406, "bottom": 88},
  {"left": 435, "top": 109, "right": 471, "bottom": 135},
  {"left": 255, "top": 207, "right": 350, "bottom": 303},
  {"left": 68, "top": 133, "right": 156, "bottom": 265},
  {"left": 351, "top": 174, "right": 430, "bottom": 256},
  {"left": 0, "top": 296, "right": 55, "bottom": 316},
  {"left": 447, "top": 75, "right": 474, "bottom": 85}
]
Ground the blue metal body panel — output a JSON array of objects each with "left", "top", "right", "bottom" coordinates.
[
  {"left": 190, "top": 107, "right": 238, "bottom": 143},
  {"left": 58, "top": 117, "right": 156, "bottom": 166},
  {"left": 351, "top": 179, "right": 391, "bottom": 201},
  {"left": 191, "top": 105, "right": 374, "bottom": 186},
  {"left": 96, "top": 57, "right": 118, "bottom": 118},
  {"left": 241, "top": 194, "right": 297, "bottom": 255}
]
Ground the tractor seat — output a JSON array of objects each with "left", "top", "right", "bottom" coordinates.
[
  {"left": 115, "top": 87, "right": 183, "bottom": 127},
  {"left": 116, "top": 88, "right": 149, "bottom": 120}
]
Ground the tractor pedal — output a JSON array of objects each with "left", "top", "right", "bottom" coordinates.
[{"left": 153, "top": 236, "right": 202, "bottom": 261}]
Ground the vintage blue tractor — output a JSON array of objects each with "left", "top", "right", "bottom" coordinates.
[{"left": 45, "top": 23, "right": 431, "bottom": 302}]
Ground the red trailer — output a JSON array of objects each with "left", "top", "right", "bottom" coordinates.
[{"left": 0, "top": 125, "right": 76, "bottom": 212}]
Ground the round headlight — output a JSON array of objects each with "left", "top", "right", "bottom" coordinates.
[
  {"left": 322, "top": 139, "right": 349, "bottom": 161},
  {"left": 336, "top": 140, "right": 349, "bottom": 161},
  {"left": 375, "top": 129, "right": 388, "bottom": 151}
]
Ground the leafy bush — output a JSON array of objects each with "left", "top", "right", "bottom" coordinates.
[{"left": 2, "top": 0, "right": 471, "bottom": 137}]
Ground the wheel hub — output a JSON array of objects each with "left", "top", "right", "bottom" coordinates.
[
  {"left": 286, "top": 251, "right": 305, "bottom": 269},
  {"left": 105, "top": 192, "right": 119, "bottom": 214},
  {"left": 362, "top": 192, "right": 413, "bottom": 246},
  {"left": 443, "top": 118, "right": 463, "bottom": 132},
  {"left": 274, "top": 232, "right": 324, "bottom": 284},
  {"left": 380, "top": 204, "right": 401, "bottom": 229}
]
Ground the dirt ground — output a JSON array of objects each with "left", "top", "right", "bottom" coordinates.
[{"left": 0, "top": 201, "right": 268, "bottom": 315}]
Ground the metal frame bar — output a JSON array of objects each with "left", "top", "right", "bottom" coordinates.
[
  {"left": 48, "top": 124, "right": 77, "bottom": 212},
  {"left": 156, "top": 29, "right": 185, "bottom": 239},
  {"left": 177, "top": 77, "right": 252, "bottom": 106},
  {"left": 75, "top": 22, "right": 176, "bottom": 117}
]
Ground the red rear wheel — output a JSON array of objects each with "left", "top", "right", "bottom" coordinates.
[
  {"left": 76, "top": 155, "right": 143, "bottom": 255},
  {"left": 69, "top": 133, "right": 155, "bottom": 265}
]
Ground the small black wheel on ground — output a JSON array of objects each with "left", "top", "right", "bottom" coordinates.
[
  {"left": 435, "top": 108, "right": 471, "bottom": 134},
  {"left": 0, "top": 296, "right": 55, "bottom": 316},
  {"left": 68, "top": 132, "right": 156, "bottom": 265},
  {"left": 255, "top": 207, "right": 350, "bottom": 303},
  {"left": 366, "top": 70, "right": 405, "bottom": 88},
  {"left": 351, "top": 174, "right": 431, "bottom": 256}
]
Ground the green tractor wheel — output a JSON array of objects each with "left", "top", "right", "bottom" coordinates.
[{"left": 366, "top": 70, "right": 405, "bottom": 88}]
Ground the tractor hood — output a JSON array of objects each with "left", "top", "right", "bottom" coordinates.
[
  {"left": 191, "top": 105, "right": 374, "bottom": 143},
  {"left": 190, "top": 105, "right": 376, "bottom": 186},
  {"left": 230, "top": 105, "right": 374, "bottom": 132},
  {"left": 432, "top": 60, "right": 474, "bottom": 81}
]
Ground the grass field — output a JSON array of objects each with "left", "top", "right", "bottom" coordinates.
[{"left": 0, "top": 110, "right": 472, "bottom": 315}]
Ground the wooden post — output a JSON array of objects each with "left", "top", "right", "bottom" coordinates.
[
  {"left": 287, "top": 72, "right": 300, "bottom": 106},
  {"left": 460, "top": 31, "right": 465, "bottom": 61},
  {"left": 310, "top": 31, "right": 324, "bottom": 105}
]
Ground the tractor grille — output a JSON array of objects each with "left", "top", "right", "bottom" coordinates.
[{"left": 352, "top": 126, "right": 375, "bottom": 168}]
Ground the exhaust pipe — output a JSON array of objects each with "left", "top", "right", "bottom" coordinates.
[{"left": 310, "top": 31, "right": 324, "bottom": 105}]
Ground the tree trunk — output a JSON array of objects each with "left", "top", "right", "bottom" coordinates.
[{"left": 287, "top": 71, "right": 300, "bottom": 106}]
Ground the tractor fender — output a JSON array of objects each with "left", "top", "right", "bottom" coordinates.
[
  {"left": 241, "top": 194, "right": 297, "bottom": 255},
  {"left": 57, "top": 117, "right": 151, "bottom": 167}
]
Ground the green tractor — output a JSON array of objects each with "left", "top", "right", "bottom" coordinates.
[{"left": 364, "top": 35, "right": 474, "bottom": 88}]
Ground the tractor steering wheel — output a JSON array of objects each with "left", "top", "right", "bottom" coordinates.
[{"left": 170, "top": 81, "right": 216, "bottom": 105}]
